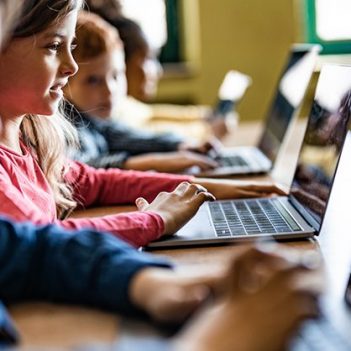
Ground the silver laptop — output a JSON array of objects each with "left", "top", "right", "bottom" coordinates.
[
  {"left": 200, "top": 44, "right": 321, "bottom": 177},
  {"left": 147, "top": 64, "right": 351, "bottom": 249}
]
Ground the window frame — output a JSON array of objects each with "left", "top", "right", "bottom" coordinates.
[
  {"left": 159, "top": 0, "right": 181, "bottom": 63},
  {"left": 304, "top": 0, "right": 351, "bottom": 54}
]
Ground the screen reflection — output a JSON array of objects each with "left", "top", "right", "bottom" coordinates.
[{"left": 290, "top": 66, "right": 351, "bottom": 229}]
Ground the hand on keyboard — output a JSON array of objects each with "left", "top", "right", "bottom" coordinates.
[{"left": 136, "top": 181, "right": 216, "bottom": 236}]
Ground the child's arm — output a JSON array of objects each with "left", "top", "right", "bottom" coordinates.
[
  {"left": 0, "top": 218, "right": 172, "bottom": 316},
  {"left": 66, "top": 160, "right": 192, "bottom": 206},
  {"left": 67, "top": 161, "right": 285, "bottom": 208},
  {"left": 99, "top": 118, "right": 183, "bottom": 154},
  {"left": 0, "top": 217, "right": 218, "bottom": 325},
  {"left": 64, "top": 173, "right": 215, "bottom": 247},
  {"left": 63, "top": 161, "right": 284, "bottom": 246}
]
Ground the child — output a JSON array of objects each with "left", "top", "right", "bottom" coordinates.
[
  {"left": 87, "top": 3, "right": 233, "bottom": 140},
  {"left": 0, "top": 2, "right": 322, "bottom": 349},
  {"left": 0, "top": 0, "right": 283, "bottom": 249},
  {"left": 65, "top": 11, "right": 219, "bottom": 173}
]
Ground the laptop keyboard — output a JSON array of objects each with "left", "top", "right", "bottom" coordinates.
[
  {"left": 217, "top": 155, "right": 249, "bottom": 167},
  {"left": 290, "top": 317, "right": 351, "bottom": 350},
  {"left": 209, "top": 199, "right": 301, "bottom": 237}
]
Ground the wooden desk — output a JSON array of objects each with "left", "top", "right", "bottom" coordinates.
[{"left": 9, "top": 122, "right": 351, "bottom": 348}]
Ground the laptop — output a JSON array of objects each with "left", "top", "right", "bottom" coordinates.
[
  {"left": 289, "top": 272, "right": 351, "bottom": 350},
  {"left": 147, "top": 64, "right": 351, "bottom": 249},
  {"left": 211, "top": 70, "right": 252, "bottom": 117},
  {"left": 199, "top": 44, "right": 321, "bottom": 177}
]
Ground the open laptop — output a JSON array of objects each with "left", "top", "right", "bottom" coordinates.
[
  {"left": 211, "top": 70, "right": 252, "bottom": 116},
  {"left": 199, "top": 44, "right": 321, "bottom": 177},
  {"left": 147, "top": 64, "right": 351, "bottom": 249}
]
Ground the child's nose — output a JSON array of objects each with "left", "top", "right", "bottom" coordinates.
[
  {"left": 61, "top": 55, "right": 79, "bottom": 77},
  {"left": 103, "top": 80, "right": 115, "bottom": 97}
]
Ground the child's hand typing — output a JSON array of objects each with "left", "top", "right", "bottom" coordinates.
[{"left": 136, "top": 181, "right": 216, "bottom": 236}]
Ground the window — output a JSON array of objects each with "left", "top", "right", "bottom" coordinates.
[
  {"left": 119, "top": 0, "right": 181, "bottom": 63},
  {"left": 305, "top": 0, "right": 351, "bottom": 54}
]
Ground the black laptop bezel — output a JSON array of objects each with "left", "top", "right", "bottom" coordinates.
[{"left": 257, "top": 44, "right": 321, "bottom": 163}]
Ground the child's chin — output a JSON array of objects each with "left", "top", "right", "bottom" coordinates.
[
  {"left": 40, "top": 103, "right": 60, "bottom": 116},
  {"left": 96, "top": 109, "right": 112, "bottom": 119}
]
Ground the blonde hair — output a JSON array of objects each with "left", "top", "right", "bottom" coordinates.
[
  {"left": 10, "top": 0, "right": 83, "bottom": 218},
  {"left": 20, "top": 106, "right": 79, "bottom": 218}
]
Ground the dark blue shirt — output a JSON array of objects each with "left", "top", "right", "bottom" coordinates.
[
  {"left": 0, "top": 216, "right": 171, "bottom": 345},
  {"left": 66, "top": 104, "right": 183, "bottom": 169}
]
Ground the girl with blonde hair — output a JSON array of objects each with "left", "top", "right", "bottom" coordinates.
[{"left": 0, "top": 0, "right": 283, "bottom": 248}]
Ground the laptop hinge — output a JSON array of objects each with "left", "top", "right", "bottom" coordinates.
[{"left": 288, "top": 195, "right": 320, "bottom": 232}]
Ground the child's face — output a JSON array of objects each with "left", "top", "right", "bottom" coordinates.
[
  {"left": 0, "top": 10, "right": 79, "bottom": 118},
  {"left": 126, "top": 46, "right": 163, "bottom": 102},
  {"left": 66, "top": 48, "right": 127, "bottom": 119}
]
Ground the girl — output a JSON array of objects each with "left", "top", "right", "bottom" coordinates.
[
  {"left": 65, "top": 11, "right": 219, "bottom": 173},
  {"left": 0, "top": 0, "right": 283, "bottom": 248}
]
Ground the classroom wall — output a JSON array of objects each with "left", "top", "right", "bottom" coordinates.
[{"left": 156, "top": 0, "right": 299, "bottom": 121}]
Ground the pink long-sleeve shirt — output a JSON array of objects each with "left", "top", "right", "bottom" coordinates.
[{"left": 0, "top": 143, "right": 191, "bottom": 247}]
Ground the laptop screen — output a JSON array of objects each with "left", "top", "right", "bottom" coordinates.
[
  {"left": 289, "top": 65, "right": 351, "bottom": 231},
  {"left": 258, "top": 45, "right": 320, "bottom": 162}
]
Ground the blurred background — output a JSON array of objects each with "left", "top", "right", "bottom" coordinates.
[{"left": 114, "top": 0, "right": 351, "bottom": 121}]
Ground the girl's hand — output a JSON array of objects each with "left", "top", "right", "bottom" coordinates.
[
  {"left": 136, "top": 181, "right": 216, "bottom": 236},
  {"left": 124, "top": 151, "right": 218, "bottom": 173},
  {"left": 194, "top": 178, "right": 287, "bottom": 199}
]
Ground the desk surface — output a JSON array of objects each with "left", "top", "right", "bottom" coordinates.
[{"left": 9, "top": 121, "right": 351, "bottom": 348}]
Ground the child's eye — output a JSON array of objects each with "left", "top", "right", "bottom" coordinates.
[
  {"left": 86, "top": 76, "right": 101, "bottom": 85},
  {"left": 112, "top": 71, "right": 124, "bottom": 81},
  {"left": 70, "top": 44, "right": 77, "bottom": 52},
  {"left": 46, "top": 42, "right": 61, "bottom": 52}
]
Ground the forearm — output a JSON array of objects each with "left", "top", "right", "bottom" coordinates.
[
  {"left": 60, "top": 211, "right": 165, "bottom": 248},
  {"left": 0, "top": 218, "right": 172, "bottom": 316},
  {"left": 85, "top": 153, "right": 130, "bottom": 169},
  {"left": 191, "top": 178, "right": 241, "bottom": 199},
  {"left": 104, "top": 124, "right": 183, "bottom": 155},
  {"left": 191, "top": 178, "right": 284, "bottom": 200},
  {"left": 67, "top": 161, "right": 192, "bottom": 206}
]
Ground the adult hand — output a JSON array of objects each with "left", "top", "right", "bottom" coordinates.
[
  {"left": 175, "top": 245, "right": 324, "bottom": 351},
  {"left": 136, "top": 181, "right": 216, "bottom": 236},
  {"left": 125, "top": 151, "right": 218, "bottom": 173}
]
